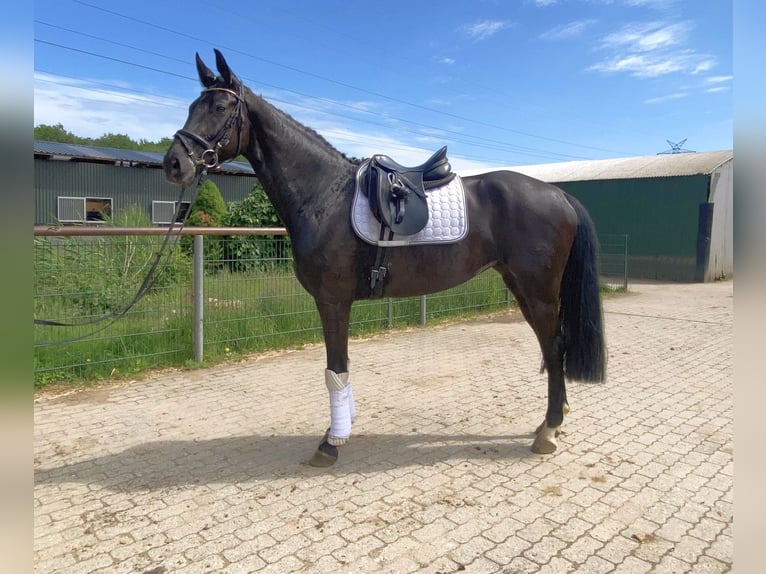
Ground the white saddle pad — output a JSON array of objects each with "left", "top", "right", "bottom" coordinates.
[{"left": 351, "top": 160, "right": 469, "bottom": 246}]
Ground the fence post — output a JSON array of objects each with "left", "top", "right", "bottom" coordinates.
[
  {"left": 623, "top": 235, "right": 629, "bottom": 289},
  {"left": 193, "top": 234, "right": 204, "bottom": 363},
  {"left": 420, "top": 295, "right": 427, "bottom": 326},
  {"left": 387, "top": 298, "right": 393, "bottom": 329}
]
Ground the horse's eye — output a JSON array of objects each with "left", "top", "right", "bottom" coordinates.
[{"left": 215, "top": 105, "right": 226, "bottom": 114}]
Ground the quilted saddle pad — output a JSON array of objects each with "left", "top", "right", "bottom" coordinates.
[{"left": 351, "top": 160, "right": 469, "bottom": 246}]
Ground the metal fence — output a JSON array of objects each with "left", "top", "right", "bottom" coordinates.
[
  {"left": 33, "top": 227, "right": 627, "bottom": 384},
  {"left": 599, "top": 234, "right": 629, "bottom": 290}
]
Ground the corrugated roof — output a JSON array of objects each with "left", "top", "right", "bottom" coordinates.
[
  {"left": 458, "top": 149, "right": 733, "bottom": 182},
  {"left": 33, "top": 140, "right": 255, "bottom": 175}
]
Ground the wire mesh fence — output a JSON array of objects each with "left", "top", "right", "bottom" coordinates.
[
  {"left": 598, "top": 234, "right": 629, "bottom": 290},
  {"left": 34, "top": 229, "right": 627, "bottom": 385}
]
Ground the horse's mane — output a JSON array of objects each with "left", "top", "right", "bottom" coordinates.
[{"left": 243, "top": 85, "right": 361, "bottom": 166}]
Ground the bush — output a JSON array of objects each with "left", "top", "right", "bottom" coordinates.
[
  {"left": 221, "top": 182, "right": 288, "bottom": 272},
  {"left": 183, "top": 179, "right": 227, "bottom": 266},
  {"left": 187, "top": 179, "right": 228, "bottom": 226}
]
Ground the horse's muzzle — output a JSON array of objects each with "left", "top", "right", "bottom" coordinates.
[{"left": 163, "top": 144, "right": 197, "bottom": 188}]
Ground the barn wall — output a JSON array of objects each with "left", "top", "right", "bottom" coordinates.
[
  {"left": 34, "top": 160, "right": 257, "bottom": 224},
  {"left": 705, "top": 160, "right": 734, "bottom": 281},
  {"left": 558, "top": 175, "right": 710, "bottom": 282}
]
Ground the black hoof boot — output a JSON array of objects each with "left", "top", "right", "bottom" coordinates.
[{"left": 308, "top": 439, "right": 338, "bottom": 467}]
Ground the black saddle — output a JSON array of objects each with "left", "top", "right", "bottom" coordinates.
[{"left": 364, "top": 146, "right": 455, "bottom": 236}]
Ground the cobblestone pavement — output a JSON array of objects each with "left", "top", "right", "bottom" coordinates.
[{"left": 34, "top": 280, "right": 733, "bottom": 573}]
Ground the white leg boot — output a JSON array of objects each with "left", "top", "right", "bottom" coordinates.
[{"left": 325, "top": 369, "right": 355, "bottom": 446}]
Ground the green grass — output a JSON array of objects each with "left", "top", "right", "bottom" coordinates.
[{"left": 34, "top": 250, "right": 515, "bottom": 388}]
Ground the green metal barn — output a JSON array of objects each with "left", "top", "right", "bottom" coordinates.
[
  {"left": 463, "top": 150, "right": 733, "bottom": 282},
  {"left": 34, "top": 141, "right": 258, "bottom": 226}
]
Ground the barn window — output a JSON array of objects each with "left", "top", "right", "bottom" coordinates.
[
  {"left": 152, "top": 201, "right": 191, "bottom": 224},
  {"left": 57, "top": 197, "right": 113, "bottom": 223}
]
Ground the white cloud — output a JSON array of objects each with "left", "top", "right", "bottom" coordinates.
[
  {"left": 598, "top": 21, "right": 692, "bottom": 52},
  {"left": 589, "top": 54, "right": 678, "bottom": 77},
  {"left": 463, "top": 20, "right": 512, "bottom": 41},
  {"left": 534, "top": 0, "right": 559, "bottom": 6},
  {"left": 706, "top": 75, "right": 733, "bottom": 84},
  {"left": 34, "top": 72, "right": 187, "bottom": 141},
  {"left": 691, "top": 59, "right": 716, "bottom": 75},
  {"left": 540, "top": 19, "right": 597, "bottom": 40},
  {"left": 589, "top": 21, "right": 717, "bottom": 78},
  {"left": 439, "top": 57, "right": 456, "bottom": 65},
  {"left": 643, "top": 72, "right": 732, "bottom": 104},
  {"left": 644, "top": 92, "right": 688, "bottom": 104},
  {"left": 624, "top": 0, "right": 680, "bottom": 9}
]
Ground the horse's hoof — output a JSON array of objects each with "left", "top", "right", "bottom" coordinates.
[
  {"left": 535, "top": 420, "right": 563, "bottom": 437},
  {"left": 531, "top": 426, "right": 558, "bottom": 454},
  {"left": 308, "top": 440, "right": 338, "bottom": 467}
]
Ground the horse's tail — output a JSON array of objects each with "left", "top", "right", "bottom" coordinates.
[{"left": 560, "top": 194, "right": 607, "bottom": 382}]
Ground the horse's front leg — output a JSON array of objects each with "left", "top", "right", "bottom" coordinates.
[{"left": 309, "top": 299, "right": 354, "bottom": 468}]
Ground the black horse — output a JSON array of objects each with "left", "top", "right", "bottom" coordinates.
[{"left": 164, "top": 50, "right": 606, "bottom": 467}]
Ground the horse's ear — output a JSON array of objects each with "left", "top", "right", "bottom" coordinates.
[
  {"left": 214, "top": 49, "right": 235, "bottom": 86},
  {"left": 195, "top": 53, "right": 217, "bottom": 88}
]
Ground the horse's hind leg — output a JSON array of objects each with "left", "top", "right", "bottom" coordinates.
[
  {"left": 308, "top": 299, "right": 355, "bottom": 468},
  {"left": 501, "top": 272, "right": 568, "bottom": 454},
  {"left": 532, "top": 310, "right": 568, "bottom": 453}
]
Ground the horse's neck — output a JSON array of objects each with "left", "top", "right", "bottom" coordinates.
[{"left": 242, "top": 91, "right": 353, "bottom": 234}]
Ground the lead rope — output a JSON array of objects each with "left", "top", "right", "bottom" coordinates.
[{"left": 34, "top": 169, "right": 209, "bottom": 346}]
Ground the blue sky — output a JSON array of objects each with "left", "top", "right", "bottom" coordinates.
[{"left": 33, "top": 0, "right": 732, "bottom": 171}]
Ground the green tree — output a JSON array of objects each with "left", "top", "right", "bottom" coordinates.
[
  {"left": 138, "top": 137, "right": 175, "bottom": 153},
  {"left": 93, "top": 133, "right": 140, "bottom": 150},
  {"left": 34, "top": 123, "right": 80, "bottom": 143},
  {"left": 34, "top": 124, "right": 175, "bottom": 152}
]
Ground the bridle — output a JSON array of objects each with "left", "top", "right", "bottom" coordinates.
[{"left": 173, "top": 85, "right": 246, "bottom": 171}]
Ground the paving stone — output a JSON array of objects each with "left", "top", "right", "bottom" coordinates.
[
  {"left": 705, "top": 532, "right": 733, "bottom": 564},
  {"left": 612, "top": 555, "right": 653, "bottom": 573},
  {"left": 671, "top": 534, "right": 709, "bottom": 564},
  {"left": 652, "top": 555, "right": 692, "bottom": 573},
  {"left": 578, "top": 554, "right": 617, "bottom": 574},
  {"left": 522, "top": 534, "right": 568, "bottom": 565},
  {"left": 33, "top": 281, "right": 733, "bottom": 573}
]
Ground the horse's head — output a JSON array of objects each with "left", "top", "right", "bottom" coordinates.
[{"left": 163, "top": 49, "right": 249, "bottom": 188}]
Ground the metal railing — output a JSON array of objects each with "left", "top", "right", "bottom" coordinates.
[{"left": 33, "top": 226, "right": 627, "bottom": 384}]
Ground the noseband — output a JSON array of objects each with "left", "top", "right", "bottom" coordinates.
[{"left": 173, "top": 86, "right": 245, "bottom": 170}]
